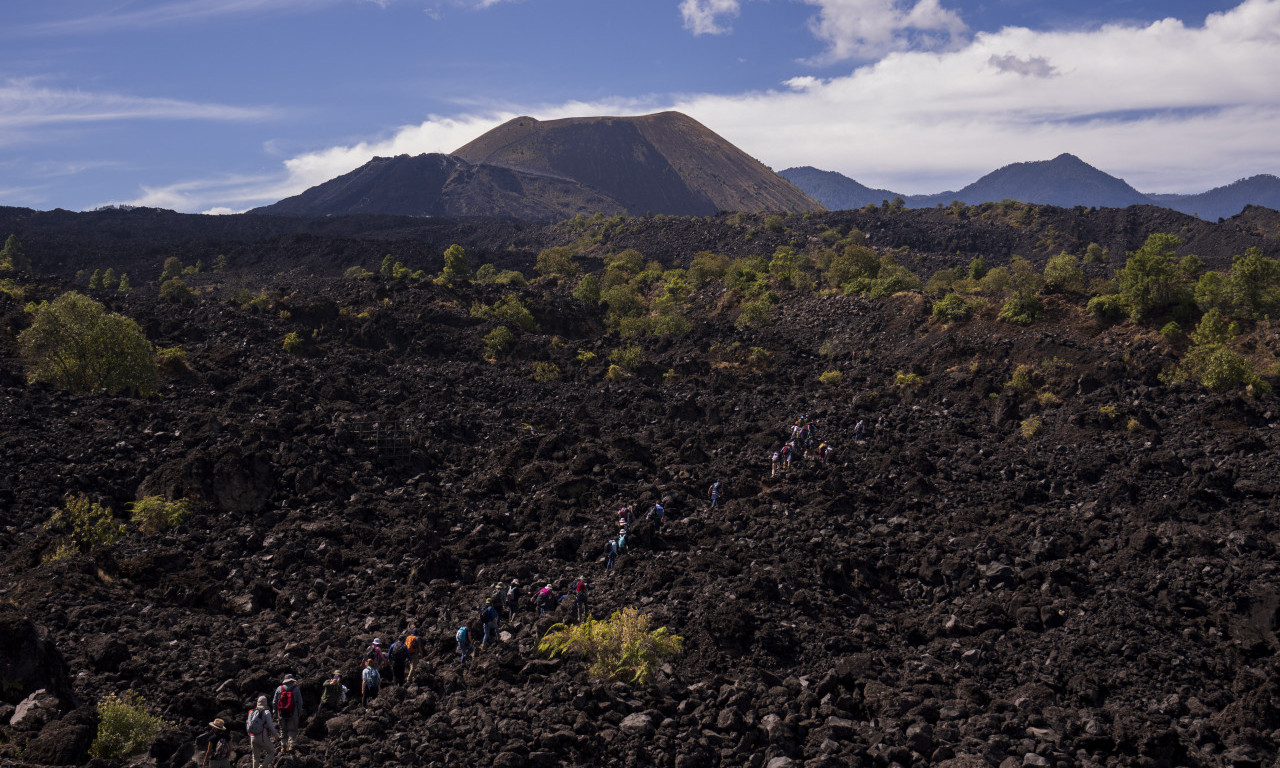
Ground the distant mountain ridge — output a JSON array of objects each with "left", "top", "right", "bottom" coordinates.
[
  {"left": 254, "top": 111, "right": 820, "bottom": 219},
  {"left": 781, "top": 156, "right": 1280, "bottom": 220}
]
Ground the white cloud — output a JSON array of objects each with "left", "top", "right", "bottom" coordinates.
[
  {"left": 800, "top": 0, "right": 968, "bottom": 61},
  {"left": 132, "top": 0, "right": 1280, "bottom": 210},
  {"left": 0, "top": 79, "right": 278, "bottom": 149},
  {"left": 681, "top": 0, "right": 741, "bottom": 35}
]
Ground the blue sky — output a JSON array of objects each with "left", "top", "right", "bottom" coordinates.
[{"left": 1, "top": 0, "right": 1273, "bottom": 213}]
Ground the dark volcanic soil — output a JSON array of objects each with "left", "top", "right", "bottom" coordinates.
[{"left": 2, "top": 207, "right": 1280, "bottom": 768}]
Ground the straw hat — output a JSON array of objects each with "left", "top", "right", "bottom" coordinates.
[
  {"left": 209, "top": 718, "right": 227, "bottom": 730},
  {"left": 256, "top": 696, "right": 269, "bottom": 709}
]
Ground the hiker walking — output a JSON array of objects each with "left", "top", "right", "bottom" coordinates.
[
  {"left": 854, "top": 419, "right": 866, "bottom": 442},
  {"left": 388, "top": 636, "right": 410, "bottom": 684},
  {"left": 780, "top": 443, "right": 792, "bottom": 471},
  {"left": 533, "top": 583, "right": 556, "bottom": 615},
  {"left": 647, "top": 501, "right": 665, "bottom": 529},
  {"left": 245, "top": 696, "right": 279, "bottom": 768},
  {"left": 572, "top": 577, "right": 593, "bottom": 622},
  {"left": 360, "top": 658, "right": 381, "bottom": 706},
  {"left": 317, "top": 670, "right": 344, "bottom": 720},
  {"left": 272, "top": 675, "right": 302, "bottom": 752},
  {"left": 456, "top": 624, "right": 474, "bottom": 662},
  {"left": 480, "top": 599, "right": 499, "bottom": 647},
  {"left": 198, "top": 718, "right": 232, "bottom": 768},
  {"left": 504, "top": 580, "right": 521, "bottom": 618},
  {"left": 363, "top": 637, "right": 387, "bottom": 669},
  {"left": 405, "top": 628, "right": 421, "bottom": 680},
  {"left": 771, "top": 450, "right": 780, "bottom": 477},
  {"left": 708, "top": 480, "right": 722, "bottom": 507},
  {"left": 605, "top": 538, "right": 618, "bottom": 570}
]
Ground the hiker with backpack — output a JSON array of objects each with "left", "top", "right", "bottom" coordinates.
[
  {"left": 360, "top": 658, "right": 381, "bottom": 706},
  {"left": 771, "top": 450, "right": 780, "bottom": 477},
  {"left": 388, "top": 636, "right": 410, "bottom": 684},
  {"left": 533, "top": 583, "right": 556, "bottom": 615},
  {"left": 198, "top": 717, "right": 233, "bottom": 768},
  {"left": 272, "top": 675, "right": 303, "bottom": 752},
  {"left": 709, "top": 480, "right": 722, "bottom": 507},
  {"left": 572, "top": 577, "right": 593, "bottom": 622},
  {"left": 245, "top": 696, "right": 279, "bottom": 768},
  {"left": 480, "top": 599, "right": 499, "bottom": 647},
  {"left": 605, "top": 538, "right": 618, "bottom": 570},
  {"left": 456, "top": 624, "right": 474, "bottom": 662},
  {"left": 854, "top": 419, "right": 866, "bottom": 442},
  {"left": 779, "top": 443, "right": 792, "bottom": 471},
  {"left": 363, "top": 637, "right": 387, "bottom": 669},
  {"left": 647, "top": 501, "right": 665, "bottom": 529},
  {"left": 405, "top": 628, "right": 421, "bottom": 681},
  {"left": 317, "top": 670, "right": 344, "bottom": 720}
]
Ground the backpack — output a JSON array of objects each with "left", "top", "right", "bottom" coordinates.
[
  {"left": 212, "top": 734, "right": 231, "bottom": 759},
  {"left": 456, "top": 626, "right": 469, "bottom": 645},
  {"left": 405, "top": 635, "right": 419, "bottom": 654},
  {"left": 277, "top": 686, "right": 296, "bottom": 719},
  {"left": 365, "top": 644, "right": 385, "bottom": 666},
  {"left": 362, "top": 666, "right": 380, "bottom": 689},
  {"left": 247, "top": 709, "right": 268, "bottom": 736},
  {"left": 618, "top": 532, "right": 627, "bottom": 552},
  {"left": 389, "top": 640, "right": 408, "bottom": 663}
]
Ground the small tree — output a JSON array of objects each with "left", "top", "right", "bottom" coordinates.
[
  {"left": 439, "top": 244, "right": 472, "bottom": 285},
  {"left": 19, "top": 292, "right": 157, "bottom": 395},
  {"left": 159, "top": 277, "right": 194, "bottom": 304},
  {"left": 379, "top": 254, "right": 396, "bottom": 278},
  {"left": 117, "top": 273, "right": 131, "bottom": 292},
  {"left": 573, "top": 274, "right": 602, "bottom": 305},
  {"left": 90, "top": 692, "right": 171, "bottom": 761},
  {"left": 159, "top": 257, "right": 183, "bottom": 284},
  {"left": 0, "top": 234, "right": 31, "bottom": 272},
  {"left": 535, "top": 246, "right": 580, "bottom": 279},
  {"left": 102, "top": 268, "right": 119, "bottom": 290},
  {"left": 89, "top": 270, "right": 104, "bottom": 290},
  {"left": 483, "top": 326, "right": 514, "bottom": 358},
  {"left": 1116, "top": 233, "right": 1186, "bottom": 320},
  {"left": 45, "top": 494, "right": 124, "bottom": 556},
  {"left": 1043, "top": 251, "right": 1084, "bottom": 294}
]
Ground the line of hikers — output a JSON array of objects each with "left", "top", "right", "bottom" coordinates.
[{"left": 771, "top": 415, "right": 844, "bottom": 477}]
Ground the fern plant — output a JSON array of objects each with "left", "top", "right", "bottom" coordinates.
[{"left": 539, "top": 607, "right": 683, "bottom": 685}]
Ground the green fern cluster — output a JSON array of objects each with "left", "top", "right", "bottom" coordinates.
[{"left": 539, "top": 607, "right": 683, "bottom": 685}]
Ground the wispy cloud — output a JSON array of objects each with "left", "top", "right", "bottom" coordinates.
[
  {"left": 130, "top": 0, "right": 1280, "bottom": 211},
  {"left": 0, "top": 79, "right": 278, "bottom": 143},
  {"left": 22, "top": 0, "right": 348, "bottom": 35},
  {"left": 680, "top": 0, "right": 741, "bottom": 35},
  {"left": 799, "top": 0, "right": 968, "bottom": 61}
]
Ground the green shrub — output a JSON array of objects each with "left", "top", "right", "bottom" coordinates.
[
  {"left": 967, "top": 255, "right": 989, "bottom": 280},
  {"left": 818, "top": 370, "right": 842, "bottom": 385},
  {"left": 155, "top": 345, "right": 190, "bottom": 375},
  {"left": 1168, "top": 310, "right": 1270, "bottom": 394},
  {"left": 1037, "top": 390, "right": 1062, "bottom": 407},
  {"left": 605, "top": 364, "right": 629, "bottom": 380},
  {"left": 483, "top": 326, "right": 515, "bottom": 358},
  {"left": 734, "top": 293, "right": 775, "bottom": 329},
  {"left": 576, "top": 349, "right": 597, "bottom": 366},
  {"left": 1116, "top": 233, "right": 1188, "bottom": 320},
  {"left": 495, "top": 270, "right": 528, "bottom": 287},
  {"left": 44, "top": 494, "right": 124, "bottom": 557},
  {"left": 931, "top": 293, "right": 977, "bottom": 322},
  {"left": 531, "top": 361, "right": 561, "bottom": 381},
  {"left": 1007, "top": 364, "right": 1037, "bottom": 393},
  {"left": 1098, "top": 404, "right": 1120, "bottom": 420},
  {"left": 472, "top": 295, "right": 538, "bottom": 332},
  {"left": 609, "top": 344, "right": 644, "bottom": 372},
  {"left": 90, "top": 692, "right": 171, "bottom": 761},
  {"left": 894, "top": 370, "right": 924, "bottom": 388},
  {"left": 539, "top": 607, "right": 683, "bottom": 685},
  {"left": 474, "top": 263, "right": 498, "bottom": 283},
  {"left": 747, "top": 346, "right": 773, "bottom": 371},
  {"left": 129, "top": 496, "right": 192, "bottom": 533},
  {"left": 1083, "top": 243, "right": 1108, "bottom": 264},
  {"left": 1159, "top": 321, "right": 1182, "bottom": 341},
  {"left": 19, "top": 292, "right": 158, "bottom": 395},
  {"left": 999, "top": 292, "right": 1043, "bottom": 325},
  {"left": 89, "top": 270, "right": 104, "bottom": 290},
  {"left": 1020, "top": 416, "right": 1042, "bottom": 439},
  {"left": 117, "top": 274, "right": 131, "bottom": 291},
  {"left": 688, "top": 251, "right": 730, "bottom": 287},
  {"left": 281, "top": 331, "right": 303, "bottom": 353},
  {"left": 1086, "top": 293, "right": 1127, "bottom": 321},
  {"left": 1043, "top": 251, "right": 1084, "bottom": 294},
  {"left": 536, "top": 246, "right": 580, "bottom": 278},
  {"left": 344, "top": 265, "right": 375, "bottom": 280},
  {"left": 573, "top": 274, "right": 602, "bottom": 304},
  {"left": 159, "top": 277, "right": 194, "bottom": 304}
]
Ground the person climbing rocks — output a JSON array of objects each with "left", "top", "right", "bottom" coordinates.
[
  {"left": 504, "top": 579, "right": 520, "bottom": 618},
  {"left": 533, "top": 583, "right": 556, "bottom": 615},
  {"left": 605, "top": 538, "right": 618, "bottom": 570},
  {"left": 854, "top": 419, "right": 866, "bottom": 442},
  {"left": 617, "top": 524, "right": 629, "bottom": 554},
  {"left": 363, "top": 637, "right": 386, "bottom": 670},
  {"left": 272, "top": 675, "right": 302, "bottom": 752},
  {"left": 617, "top": 505, "right": 634, "bottom": 528},
  {"left": 246, "top": 696, "right": 279, "bottom": 768},
  {"left": 198, "top": 718, "right": 232, "bottom": 768},
  {"left": 572, "top": 577, "right": 593, "bottom": 622},
  {"left": 771, "top": 450, "right": 780, "bottom": 477},
  {"left": 648, "top": 501, "right": 665, "bottom": 528},
  {"left": 709, "top": 480, "right": 722, "bottom": 507},
  {"left": 480, "top": 598, "right": 499, "bottom": 647},
  {"left": 361, "top": 658, "right": 381, "bottom": 706},
  {"left": 317, "top": 670, "right": 344, "bottom": 720},
  {"left": 405, "top": 628, "right": 421, "bottom": 680},
  {"left": 456, "top": 624, "right": 474, "bottom": 662},
  {"left": 780, "top": 443, "right": 792, "bottom": 471},
  {"left": 388, "top": 636, "right": 409, "bottom": 684}
]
